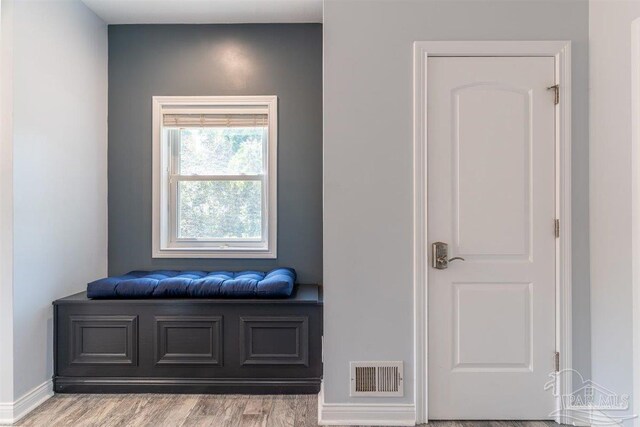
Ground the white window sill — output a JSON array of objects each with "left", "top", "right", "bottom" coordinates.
[{"left": 152, "top": 248, "right": 277, "bottom": 259}]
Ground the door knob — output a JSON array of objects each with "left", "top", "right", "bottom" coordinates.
[{"left": 432, "top": 242, "right": 465, "bottom": 269}]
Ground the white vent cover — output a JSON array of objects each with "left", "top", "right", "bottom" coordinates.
[{"left": 349, "top": 361, "right": 404, "bottom": 397}]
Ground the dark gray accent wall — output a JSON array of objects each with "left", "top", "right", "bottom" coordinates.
[{"left": 108, "top": 24, "right": 322, "bottom": 283}]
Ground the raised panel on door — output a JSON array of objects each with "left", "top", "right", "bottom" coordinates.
[
  {"left": 453, "top": 282, "right": 532, "bottom": 371},
  {"left": 453, "top": 84, "right": 532, "bottom": 260}
]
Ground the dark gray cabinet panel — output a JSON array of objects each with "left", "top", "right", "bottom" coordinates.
[
  {"left": 69, "top": 315, "right": 137, "bottom": 366},
  {"left": 155, "top": 316, "right": 223, "bottom": 366},
  {"left": 53, "top": 285, "right": 322, "bottom": 394},
  {"left": 240, "top": 316, "right": 309, "bottom": 367}
]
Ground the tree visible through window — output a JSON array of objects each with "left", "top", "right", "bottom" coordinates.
[{"left": 175, "top": 127, "right": 264, "bottom": 240}]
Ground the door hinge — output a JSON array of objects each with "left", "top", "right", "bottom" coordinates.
[
  {"left": 554, "top": 219, "right": 560, "bottom": 238},
  {"left": 554, "top": 351, "right": 560, "bottom": 372},
  {"left": 547, "top": 84, "right": 559, "bottom": 105}
]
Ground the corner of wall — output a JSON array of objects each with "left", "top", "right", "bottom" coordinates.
[
  {"left": 0, "top": 0, "right": 15, "bottom": 408},
  {"left": 0, "top": 380, "right": 53, "bottom": 425}
]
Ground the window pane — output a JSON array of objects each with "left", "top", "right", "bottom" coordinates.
[
  {"left": 177, "top": 127, "right": 264, "bottom": 175},
  {"left": 178, "top": 180, "right": 262, "bottom": 239}
]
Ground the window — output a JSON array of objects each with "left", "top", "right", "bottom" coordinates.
[{"left": 152, "top": 96, "right": 277, "bottom": 258}]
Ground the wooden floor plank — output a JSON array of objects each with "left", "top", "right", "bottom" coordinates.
[
  {"left": 206, "top": 394, "right": 248, "bottom": 427},
  {"left": 186, "top": 394, "right": 227, "bottom": 418},
  {"left": 133, "top": 394, "right": 199, "bottom": 427},
  {"left": 241, "top": 396, "right": 273, "bottom": 427},
  {"left": 70, "top": 394, "right": 130, "bottom": 427},
  {"left": 293, "top": 395, "right": 316, "bottom": 427},
  {"left": 16, "top": 394, "right": 79, "bottom": 426},
  {"left": 20, "top": 394, "right": 100, "bottom": 426},
  {"left": 266, "top": 395, "right": 296, "bottom": 427},
  {"left": 16, "top": 394, "right": 568, "bottom": 427}
]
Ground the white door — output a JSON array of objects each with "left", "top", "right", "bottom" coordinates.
[{"left": 427, "top": 57, "right": 556, "bottom": 420}]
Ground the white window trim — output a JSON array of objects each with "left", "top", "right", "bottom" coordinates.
[{"left": 152, "top": 95, "right": 278, "bottom": 259}]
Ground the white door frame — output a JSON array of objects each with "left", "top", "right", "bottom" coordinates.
[{"left": 413, "top": 41, "right": 572, "bottom": 424}]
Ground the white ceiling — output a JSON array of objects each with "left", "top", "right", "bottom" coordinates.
[{"left": 81, "top": 0, "right": 323, "bottom": 24}]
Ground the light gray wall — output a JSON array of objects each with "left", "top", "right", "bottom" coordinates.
[
  {"left": 11, "top": 0, "right": 107, "bottom": 399},
  {"left": 108, "top": 24, "right": 323, "bottom": 283},
  {"left": 589, "top": 1, "right": 640, "bottom": 424},
  {"left": 0, "top": 0, "right": 15, "bottom": 407},
  {"left": 323, "top": 0, "right": 590, "bottom": 405}
]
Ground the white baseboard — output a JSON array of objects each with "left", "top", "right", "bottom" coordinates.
[
  {"left": 0, "top": 380, "right": 53, "bottom": 425},
  {"left": 318, "top": 383, "right": 416, "bottom": 426}
]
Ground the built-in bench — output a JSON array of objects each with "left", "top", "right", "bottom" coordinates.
[{"left": 53, "top": 284, "right": 322, "bottom": 394}]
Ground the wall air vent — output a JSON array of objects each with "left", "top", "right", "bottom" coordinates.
[{"left": 349, "top": 361, "right": 404, "bottom": 397}]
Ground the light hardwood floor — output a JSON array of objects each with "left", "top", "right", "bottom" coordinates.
[{"left": 15, "top": 394, "right": 566, "bottom": 427}]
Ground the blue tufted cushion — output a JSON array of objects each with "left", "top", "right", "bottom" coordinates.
[{"left": 87, "top": 268, "right": 296, "bottom": 299}]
